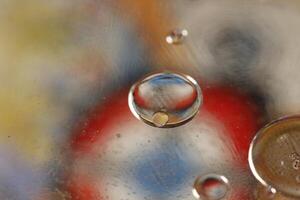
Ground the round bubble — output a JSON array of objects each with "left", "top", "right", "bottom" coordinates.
[
  {"left": 249, "top": 115, "right": 300, "bottom": 197},
  {"left": 193, "top": 174, "right": 230, "bottom": 200},
  {"left": 128, "top": 72, "right": 202, "bottom": 128}
]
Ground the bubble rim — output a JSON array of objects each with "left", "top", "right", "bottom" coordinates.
[
  {"left": 192, "top": 173, "right": 230, "bottom": 200},
  {"left": 248, "top": 114, "right": 300, "bottom": 197},
  {"left": 128, "top": 71, "right": 203, "bottom": 128}
]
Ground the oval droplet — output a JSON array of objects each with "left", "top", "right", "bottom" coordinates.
[
  {"left": 166, "top": 29, "right": 188, "bottom": 45},
  {"left": 248, "top": 115, "right": 300, "bottom": 197},
  {"left": 128, "top": 72, "right": 202, "bottom": 128},
  {"left": 193, "top": 174, "right": 229, "bottom": 200},
  {"left": 293, "top": 159, "right": 300, "bottom": 170}
]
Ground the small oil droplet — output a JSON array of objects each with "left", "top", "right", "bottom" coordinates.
[
  {"left": 265, "top": 186, "right": 277, "bottom": 199},
  {"left": 128, "top": 72, "right": 202, "bottom": 128},
  {"left": 166, "top": 29, "right": 188, "bottom": 45},
  {"left": 292, "top": 159, "right": 300, "bottom": 170},
  {"left": 152, "top": 111, "right": 169, "bottom": 127},
  {"left": 193, "top": 174, "right": 229, "bottom": 200},
  {"left": 254, "top": 184, "right": 277, "bottom": 200}
]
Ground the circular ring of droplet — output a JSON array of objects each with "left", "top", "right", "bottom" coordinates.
[
  {"left": 128, "top": 72, "right": 202, "bottom": 128},
  {"left": 248, "top": 115, "right": 300, "bottom": 197},
  {"left": 193, "top": 174, "right": 230, "bottom": 200}
]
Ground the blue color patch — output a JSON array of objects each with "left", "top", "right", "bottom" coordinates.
[
  {"left": 150, "top": 74, "right": 188, "bottom": 86},
  {"left": 132, "top": 141, "right": 193, "bottom": 196}
]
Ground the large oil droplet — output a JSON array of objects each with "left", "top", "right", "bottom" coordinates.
[
  {"left": 248, "top": 115, "right": 300, "bottom": 197},
  {"left": 128, "top": 72, "right": 202, "bottom": 128},
  {"left": 166, "top": 29, "right": 188, "bottom": 45},
  {"left": 193, "top": 174, "right": 229, "bottom": 200}
]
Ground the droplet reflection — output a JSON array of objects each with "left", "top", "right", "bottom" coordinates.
[
  {"left": 128, "top": 72, "right": 202, "bottom": 128},
  {"left": 193, "top": 174, "right": 229, "bottom": 200}
]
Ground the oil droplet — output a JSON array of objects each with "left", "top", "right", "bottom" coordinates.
[
  {"left": 289, "top": 152, "right": 299, "bottom": 160},
  {"left": 248, "top": 115, "right": 300, "bottom": 197},
  {"left": 265, "top": 186, "right": 277, "bottom": 199},
  {"left": 254, "top": 185, "right": 277, "bottom": 200},
  {"left": 292, "top": 159, "right": 300, "bottom": 170},
  {"left": 128, "top": 72, "right": 202, "bottom": 128},
  {"left": 152, "top": 111, "right": 169, "bottom": 127},
  {"left": 166, "top": 29, "right": 188, "bottom": 45},
  {"left": 193, "top": 174, "right": 229, "bottom": 200}
]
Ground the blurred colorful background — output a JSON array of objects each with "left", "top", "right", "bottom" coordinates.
[{"left": 1, "top": 0, "right": 300, "bottom": 199}]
